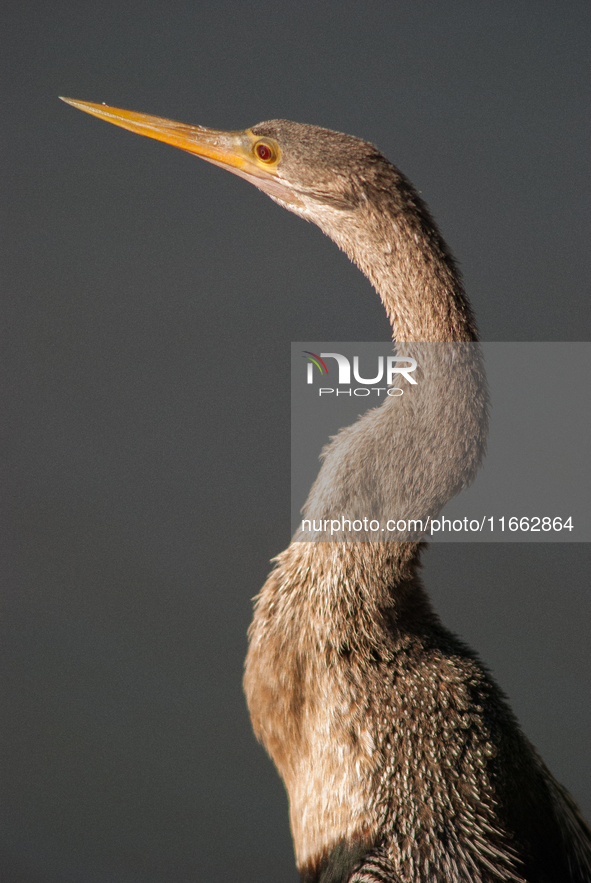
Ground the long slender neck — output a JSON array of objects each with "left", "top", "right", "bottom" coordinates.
[
  {"left": 299, "top": 181, "right": 487, "bottom": 550},
  {"left": 317, "top": 167, "right": 478, "bottom": 344},
  {"left": 250, "top": 157, "right": 487, "bottom": 655}
]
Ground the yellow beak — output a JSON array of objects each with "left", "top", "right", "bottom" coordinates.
[{"left": 60, "top": 97, "right": 258, "bottom": 169}]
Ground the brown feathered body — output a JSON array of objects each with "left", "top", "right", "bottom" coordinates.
[{"left": 243, "top": 122, "right": 591, "bottom": 883}]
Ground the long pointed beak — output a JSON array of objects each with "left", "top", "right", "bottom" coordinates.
[{"left": 60, "top": 97, "right": 256, "bottom": 171}]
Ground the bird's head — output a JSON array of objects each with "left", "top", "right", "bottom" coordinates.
[{"left": 60, "top": 100, "right": 387, "bottom": 226}]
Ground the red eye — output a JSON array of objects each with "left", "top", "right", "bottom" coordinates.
[{"left": 255, "top": 141, "right": 275, "bottom": 162}]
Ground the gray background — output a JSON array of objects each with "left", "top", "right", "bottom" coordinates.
[{"left": 2, "top": 2, "right": 590, "bottom": 881}]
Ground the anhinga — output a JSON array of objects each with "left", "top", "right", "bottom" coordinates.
[{"left": 61, "top": 97, "right": 591, "bottom": 883}]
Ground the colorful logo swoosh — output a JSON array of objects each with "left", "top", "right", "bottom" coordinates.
[{"left": 302, "top": 351, "right": 328, "bottom": 374}]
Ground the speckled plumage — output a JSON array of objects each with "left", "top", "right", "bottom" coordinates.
[{"left": 242, "top": 121, "right": 591, "bottom": 883}]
